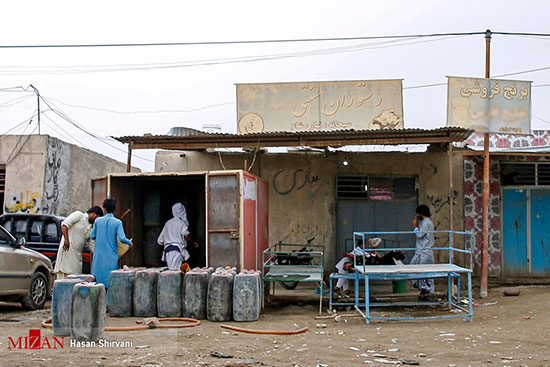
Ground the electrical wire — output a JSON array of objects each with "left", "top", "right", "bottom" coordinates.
[
  {"left": 39, "top": 97, "right": 154, "bottom": 163},
  {"left": 0, "top": 31, "right": 486, "bottom": 49},
  {"left": 41, "top": 112, "right": 87, "bottom": 146},
  {"left": 404, "top": 66, "right": 550, "bottom": 90},
  {"left": 0, "top": 113, "right": 36, "bottom": 135},
  {"left": 0, "top": 94, "right": 34, "bottom": 107},
  {"left": 42, "top": 96, "right": 234, "bottom": 115},
  {"left": 40, "top": 112, "right": 147, "bottom": 167},
  {"left": 0, "top": 36, "right": 462, "bottom": 75},
  {"left": 0, "top": 86, "right": 31, "bottom": 92},
  {"left": 5, "top": 124, "right": 39, "bottom": 166}
]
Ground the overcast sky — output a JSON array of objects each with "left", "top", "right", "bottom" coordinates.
[{"left": 1, "top": 0, "right": 550, "bottom": 171}]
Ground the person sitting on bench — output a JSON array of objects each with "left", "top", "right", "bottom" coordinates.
[{"left": 334, "top": 238, "right": 381, "bottom": 296}]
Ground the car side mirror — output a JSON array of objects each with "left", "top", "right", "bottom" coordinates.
[{"left": 15, "top": 237, "right": 26, "bottom": 248}]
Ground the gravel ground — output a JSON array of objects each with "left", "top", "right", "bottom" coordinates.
[{"left": 1, "top": 284, "right": 548, "bottom": 367}]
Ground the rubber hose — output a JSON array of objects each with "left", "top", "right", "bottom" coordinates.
[
  {"left": 42, "top": 317, "right": 200, "bottom": 331},
  {"left": 220, "top": 324, "right": 308, "bottom": 335}
]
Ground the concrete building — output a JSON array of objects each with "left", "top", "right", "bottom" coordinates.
[
  {"left": 123, "top": 128, "right": 470, "bottom": 275},
  {"left": 0, "top": 134, "right": 138, "bottom": 217},
  {"left": 462, "top": 131, "right": 550, "bottom": 279}
]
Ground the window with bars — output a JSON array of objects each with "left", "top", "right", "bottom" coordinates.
[
  {"left": 336, "top": 175, "right": 416, "bottom": 200},
  {"left": 501, "top": 162, "right": 550, "bottom": 186}
]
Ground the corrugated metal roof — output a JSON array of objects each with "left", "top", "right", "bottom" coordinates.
[{"left": 115, "top": 127, "right": 473, "bottom": 150}]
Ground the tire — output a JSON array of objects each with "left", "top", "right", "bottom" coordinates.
[
  {"left": 279, "top": 281, "right": 299, "bottom": 290},
  {"left": 21, "top": 272, "right": 48, "bottom": 310}
]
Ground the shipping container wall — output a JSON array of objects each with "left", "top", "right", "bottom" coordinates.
[{"left": 92, "top": 171, "right": 267, "bottom": 271}]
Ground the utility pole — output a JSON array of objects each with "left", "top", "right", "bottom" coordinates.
[
  {"left": 480, "top": 29, "right": 492, "bottom": 298},
  {"left": 29, "top": 84, "right": 40, "bottom": 135}
]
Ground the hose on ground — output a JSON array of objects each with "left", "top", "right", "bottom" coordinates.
[
  {"left": 42, "top": 317, "right": 200, "bottom": 331},
  {"left": 220, "top": 324, "right": 308, "bottom": 335}
]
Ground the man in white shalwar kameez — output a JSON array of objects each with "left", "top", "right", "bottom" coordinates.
[
  {"left": 158, "top": 203, "right": 199, "bottom": 270},
  {"left": 54, "top": 206, "right": 103, "bottom": 279}
]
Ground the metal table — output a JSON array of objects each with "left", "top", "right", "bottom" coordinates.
[
  {"left": 352, "top": 230, "right": 474, "bottom": 324},
  {"left": 262, "top": 243, "right": 324, "bottom": 314}
]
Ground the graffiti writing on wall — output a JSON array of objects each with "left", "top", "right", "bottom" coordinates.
[
  {"left": 426, "top": 192, "right": 459, "bottom": 248},
  {"left": 272, "top": 167, "right": 327, "bottom": 198},
  {"left": 426, "top": 191, "right": 458, "bottom": 229},
  {"left": 42, "top": 139, "right": 62, "bottom": 214},
  {"left": 5, "top": 190, "right": 42, "bottom": 214}
]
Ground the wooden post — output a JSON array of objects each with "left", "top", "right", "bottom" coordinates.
[
  {"left": 449, "top": 141, "right": 454, "bottom": 234},
  {"left": 480, "top": 29, "right": 492, "bottom": 298},
  {"left": 126, "top": 141, "right": 133, "bottom": 173}
]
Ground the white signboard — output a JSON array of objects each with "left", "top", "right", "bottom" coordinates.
[
  {"left": 447, "top": 76, "right": 531, "bottom": 134},
  {"left": 236, "top": 80, "right": 404, "bottom": 134}
]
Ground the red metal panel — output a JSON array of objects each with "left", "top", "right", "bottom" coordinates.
[
  {"left": 242, "top": 173, "right": 257, "bottom": 270},
  {"left": 91, "top": 177, "right": 107, "bottom": 208},
  {"left": 256, "top": 177, "right": 269, "bottom": 270}
]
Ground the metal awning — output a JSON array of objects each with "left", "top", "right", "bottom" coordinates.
[{"left": 115, "top": 127, "right": 473, "bottom": 150}]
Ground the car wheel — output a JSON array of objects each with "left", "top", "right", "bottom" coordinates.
[{"left": 21, "top": 272, "right": 48, "bottom": 310}]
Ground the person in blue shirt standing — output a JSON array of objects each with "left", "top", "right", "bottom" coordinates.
[
  {"left": 410, "top": 204, "right": 435, "bottom": 298},
  {"left": 91, "top": 198, "right": 132, "bottom": 300}
]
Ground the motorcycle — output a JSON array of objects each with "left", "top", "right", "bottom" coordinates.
[{"left": 274, "top": 237, "right": 315, "bottom": 290}]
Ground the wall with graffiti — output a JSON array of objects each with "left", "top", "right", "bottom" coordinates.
[
  {"left": 3, "top": 135, "right": 131, "bottom": 216},
  {"left": 262, "top": 153, "right": 335, "bottom": 257},
  {"left": 4, "top": 190, "right": 43, "bottom": 214},
  {"left": 2, "top": 135, "right": 48, "bottom": 215},
  {"left": 42, "top": 137, "right": 71, "bottom": 215}
]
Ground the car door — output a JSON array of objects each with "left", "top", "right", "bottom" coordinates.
[{"left": 0, "top": 226, "right": 32, "bottom": 293}]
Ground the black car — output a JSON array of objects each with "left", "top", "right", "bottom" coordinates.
[{"left": 0, "top": 213, "right": 92, "bottom": 274}]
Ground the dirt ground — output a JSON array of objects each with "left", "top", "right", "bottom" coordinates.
[{"left": 1, "top": 284, "right": 548, "bottom": 367}]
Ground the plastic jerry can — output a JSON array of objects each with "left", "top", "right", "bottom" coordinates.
[
  {"left": 157, "top": 270, "right": 182, "bottom": 317},
  {"left": 207, "top": 272, "right": 234, "bottom": 322},
  {"left": 108, "top": 269, "right": 136, "bottom": 317},
  {"left": 233, "top": 272, "right": 261, "bottom": 321},
  {"left": 133, "top": 269, "right": 159, "bottom": 317},
  {"left": 183, "top": 270, "right": 208, "bottom": 319},
  {"left": 52, "top": 279, "right": 83, "bottom": 336},
  {"left": 70, "top": 283, "right": 106, "bottom": 342}
]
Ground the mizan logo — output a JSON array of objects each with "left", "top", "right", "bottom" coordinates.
[{"left": 8, "top": 329, "right": 64, "bottom": 350}]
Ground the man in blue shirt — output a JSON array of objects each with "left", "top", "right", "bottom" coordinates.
[
  {"left": 411, "top": 204, "right": 435, "bottom": 297},
  {"left": 91, "top": 198, "right": 132, "bottom": 296}
]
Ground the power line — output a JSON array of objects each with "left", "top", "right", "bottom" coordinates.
[
  {"left": 0, "top": 94, "right": 34, "bottom": 107},
  {"left": 0, "top": 113, "right": 35, "bottom": 135},
  {"left": 492, "top": 31, "right": 550, "bottom": 37},
  {"left": 0, "top": 86, "right": 31, "bottom": 92},
  {"left": 0, "top": 31, "right": 486, "bottom": 49},
  {"left": 0, "top": 36, "right": 460, "bottom": 75},
  {"left": 404, "top": 65, "right": 550, "bottom": 90},
  {"left": 42, "top": 96, "right": 234, "bottom": 115},
  {"left": 41, "top": 112, "right": 87, "bottom": 146},
  {"left": 4, "top": 121, "right": 37, "bottom": 165},
  {"left": 39, "top": 98, "right": 154, "bottom": 163}
]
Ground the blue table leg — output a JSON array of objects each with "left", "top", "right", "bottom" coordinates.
[
  {"left": 355, "top": 271, "right": 360, "bottom": 309},
  {"left": 467, "top": 272, "right": 473, "bottom": 322},
  {"left": 329, "top": 276, "right": 334, "bottom": 312},
  {"left": 365, "top": 274, "right": 370, "bottom": 324},
  {"left": 447, "top": 275, "right": 452, "bottom": 308}
]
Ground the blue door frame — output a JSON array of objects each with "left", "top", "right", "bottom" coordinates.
[{"left": 503, "top": 188, "right": 550, "bottom": 276}]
